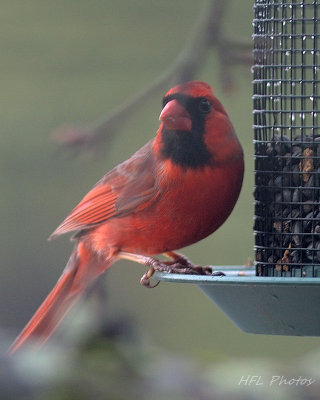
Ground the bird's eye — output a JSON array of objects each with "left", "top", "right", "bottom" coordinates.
[{"left": 198, "top": 98, "right": 212, "bottom": 114}]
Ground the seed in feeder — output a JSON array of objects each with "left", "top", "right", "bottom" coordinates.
[
  {"left": 292, "top": 221, "right": 302, "bottom": 246},
  {"left": 290, "top": 249, "right": 300, "bottom": 264},
  {"left": 273, "top": 221, "right": 282, "bottom": 232},
  {"left": 292, "top": 164, "right": 301, "bottom": 185},
  {"left": 303, "top": 200, "right": 313, "bottom": 214},
  {"left": 275, "top": 244, "right": 291, "bottom": 272},
  {"left": 292, "top": 189, "right": 300, "bottom": 203},
  {"left": 299, "top": 148, "right": 313, "bottom": 182},
  {"left": 266, "top": 142, "right": 276, "bottom": 156},
  {"left": 255, "top": 133, "right": 320, "bottom": 275},
  {"left": 292, "top": 146, "right": 302, "bottom": 158},
  {"left": 303, "top": 211, "right": 316, "bottom": 231},
  {"left": 302, "top": 174, "right": 315, "bottom": 200},
  {"left": 316, "top": 241, "right": 320, "bottom": 262},
  {"left": 306, "top": 243, "right": 315, "bottom": 261},
  {"left": 313, "top": 225, "right": 320, "bottom": 237}
]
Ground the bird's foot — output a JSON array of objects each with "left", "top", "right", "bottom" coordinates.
[
  {"left": 164, "top": 251, "right": 224, "bottom": 276},
  {"left": 140, "top": 252, "right": 225, "bottom": 288},
  {"left": 117, "top": 250, "right": 225, "bottom": 289}
]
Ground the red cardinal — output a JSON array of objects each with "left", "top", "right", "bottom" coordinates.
[{"left": 9, "top": 81, "right": 244, "bottom": 354}]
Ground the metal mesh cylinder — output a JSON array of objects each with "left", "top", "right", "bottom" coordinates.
[{"left": 253, "top": 0, "right": 320, "bottom": 276}]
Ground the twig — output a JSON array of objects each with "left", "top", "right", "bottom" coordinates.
[{"left": 53, "top": 0, "right": 251, "bottom": 153}]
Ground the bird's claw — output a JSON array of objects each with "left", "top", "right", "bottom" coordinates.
[
  {"left": 139, "top": 256, "right": 225, "bottom": 288},
  {"left": 140, "top": 267, "right": 160, "bottom": 288},
  {"left": 211, "top": 270, "right": 226, "bottom": 276}
]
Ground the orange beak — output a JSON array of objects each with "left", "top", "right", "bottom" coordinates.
[{"left": 159, "top": 99, "right": 192, "bottom": 131}]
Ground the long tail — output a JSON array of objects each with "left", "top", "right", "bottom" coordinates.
[{"left": 8, "top": 242, "right": 114, "bottom": 355}]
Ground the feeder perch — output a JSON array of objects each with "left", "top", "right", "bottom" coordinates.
[{"left": 155, "top": 0, "right": 320, "bottom": 336}]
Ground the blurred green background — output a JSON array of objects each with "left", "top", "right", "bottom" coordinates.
[{"left": 1, "top": 0, "right": 319, "bottom": 398}]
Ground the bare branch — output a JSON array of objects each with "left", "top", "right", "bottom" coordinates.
[{"left": 53, "top": 0, "right": 251, "bottom": 154}]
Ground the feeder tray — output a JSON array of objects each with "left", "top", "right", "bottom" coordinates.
[
  {"left": 154, "top": 268, "right": 320, "bottom": 336},
  {"left": 155, "top": 1, "right": 320, "bottom": 337}
]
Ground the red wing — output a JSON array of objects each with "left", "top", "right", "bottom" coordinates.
[{"left": 49, "top": 140, "right": 158, "bottom": 239}]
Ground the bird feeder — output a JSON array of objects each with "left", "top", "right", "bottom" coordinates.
[{"left": 155, "top": 0, "right": 320, "bottom": 336}]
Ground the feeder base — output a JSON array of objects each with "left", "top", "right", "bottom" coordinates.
[{"left": 153, "top": 267, "right": 320, "bottom": 336}]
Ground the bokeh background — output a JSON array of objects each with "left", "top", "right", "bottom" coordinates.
[{"left": 1, "top": 0, "right": 319, "bottom": 399}]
